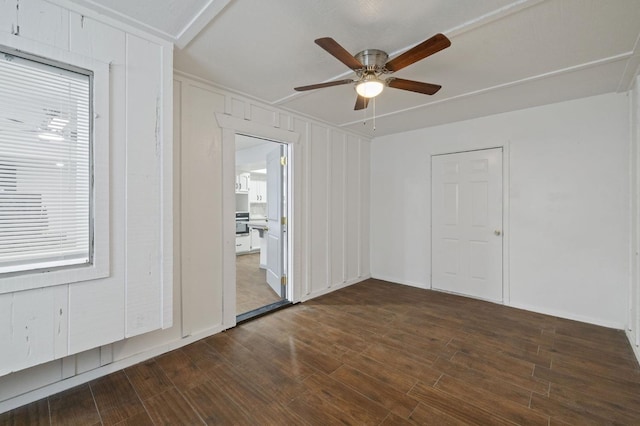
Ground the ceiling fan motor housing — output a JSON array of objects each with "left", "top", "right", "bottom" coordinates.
[{"left": 355, "top": 49, "right": 389, "bottom": 72}]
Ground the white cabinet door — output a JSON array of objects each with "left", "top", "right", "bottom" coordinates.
[
  {"left": 250, "top": 229, "right": 261, "bottom": 250},
  {"left": 249, "top": 178, "right": 266, "bottom": 203},
  {"left": 235, "top": 235, "right": 250, "bottom": 253},
  {"left": 432, "top": 148, "right": 503, "bottom": 302},
  {"left": 236, "top": 173, "right": 249, "bottom": 193}
]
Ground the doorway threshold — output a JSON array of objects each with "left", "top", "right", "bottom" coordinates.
[{"left": 236, "top": 299, "right": 292, "bottom": 325}]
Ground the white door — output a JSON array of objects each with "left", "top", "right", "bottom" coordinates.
[
  {"left": 431, "top": 148, "right": 503, "bottom": 302},
  {"left": 266, "top": 145, "right": 284, "bottom": 296}
]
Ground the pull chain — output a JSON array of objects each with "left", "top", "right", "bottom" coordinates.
[{"left": 373, "top": 97, "right": 376, "bottom": 132}]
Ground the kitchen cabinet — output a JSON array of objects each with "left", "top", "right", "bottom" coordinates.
[
  {"left": 250, "top": 229, "right": 261, "bottom": 251},
  {"left": 235, "top": 173, "right": 250, "bottom": 193},
  {"left": 235, "top": 234, "right": 250, "bottom": 253},
  {"left": 249, "top": 178, "right": 266, "bottom": 203}
]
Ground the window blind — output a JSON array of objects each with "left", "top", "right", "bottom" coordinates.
[{"left": 0, "top": 49, "right": 92, "bottom": 274}]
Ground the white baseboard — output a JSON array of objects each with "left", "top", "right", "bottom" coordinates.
[
  {"left": 626, "top": 330, "right": 640, "bottom": 367},
  {"left": 506, "top": 301, "right": 625, "bottom": 330},
  {"left": 369, "top": 274, "right": 429, "bottom": 289},
  {"left": 302, "top": 275, "right": 371, "bottom": 302},
  {"left": 0, "top": 324, "right": 227, "bottom": 414}
]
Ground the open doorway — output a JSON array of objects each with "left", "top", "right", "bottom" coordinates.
[{"left": 235, "top": 134, "right": 290, "bottom": 322}]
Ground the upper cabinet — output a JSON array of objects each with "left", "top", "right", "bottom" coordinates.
[
  {"left": 249, "top": 176, "right": 267, "bottom": 203},
  {"left": 235, "top": 173, "right": 250, "bottom": 193}
]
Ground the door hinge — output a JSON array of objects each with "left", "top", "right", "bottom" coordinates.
[
  {"left": 281, "top": 276, "right": 287, "bottom": 286},
  {"left": 281, "top": 216, "right": 287, "bottom": 225},
  {"left": 280, "top": 156, "right": 287, "bottom": 166}
]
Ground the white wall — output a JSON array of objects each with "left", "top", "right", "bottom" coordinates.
[
  {"left": 371, "top": 92, "right": 630, "bottom": 328},
  {"left": 0, "top": 0, "right": 172, "bottom": 411}
]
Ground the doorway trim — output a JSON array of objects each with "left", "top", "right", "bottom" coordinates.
[
  {"left": 429, "top": 144, "right": 511, "bottom": 305},
  {"left": 215, "top": 113, "right": 300, "bottom": 329}
]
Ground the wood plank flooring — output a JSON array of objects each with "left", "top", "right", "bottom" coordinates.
[
  {"left": 236, "top": 252, "right": 281, "bottom": 315},
  {"left": 2, "top": 279, "right": 640, "bottom": 425}
]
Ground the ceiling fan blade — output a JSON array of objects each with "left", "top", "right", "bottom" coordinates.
[
  {"left": 354, "top": 95, "right": 369, "bottom": 110},
  {"left": 385, "top": 33, "right": 451, "bottom": 72},
  {"left": 294, "top": 79, "right": 354, "bottom": 91},
  {"left": 315, "top": 37, "right": 364, "bottom": 70},
  {"left": 387, "top": 78, "right": 442, "bottom": 95}
]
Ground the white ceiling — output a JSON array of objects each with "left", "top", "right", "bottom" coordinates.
[{"left": 66, "top": 0, "right": 640, "bottom": 137}]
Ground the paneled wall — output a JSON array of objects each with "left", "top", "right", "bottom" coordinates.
[
  {"left": 630, "top": 76, "right": 640, "bottom": 360},
  {"left": 176, "top": 74, "right": 371, "bottom": 335},
  {"left": 0, "top": 0, "right": 172, "bottom": 411},
  {"left": 0, "top": 53, "right": 370, "bottom": 413}
]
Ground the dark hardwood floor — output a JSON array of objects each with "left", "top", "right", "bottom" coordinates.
[
  {"left": 2, "top": 279, "right": 640, "bottom": 425},
  {"left": 236, "top": 252, "right": 281, "bottom": 315}
]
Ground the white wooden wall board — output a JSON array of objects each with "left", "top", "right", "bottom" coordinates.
[
  {"left": 18, "top": 0, "right": 69, "bottom": 50},
  {"left": 75, "top": 348, "right": 100, "bottom": 374},
  {"left": 346, "top": 137, "right": 361, "bottom": 282},
  {"left": 173, "top": 79, "right": 184, "bottom": 337},
  {"left": 61, "top": 356, "right": 75, "bottom": 379},
  {"left": 180, "top": 83, "right": 225, "bottom": 336},
  {"left": 124, "top": 33, "right": 163, "bottom": 337},
  {"left": 360, "top": 140, "right": 371, "bottom": 277},
  {"left": 309, "top": 124, "right": 329, "bottom": 294},
  {"left": 303, "top": 120, "right": 312, "bottom": 297},
  {"left": 301, "top": 276, "right": 370, "bottom": 302},
  {"left": 160, "top": 40, "right": 174, "bottom": 329},
  {"left": 0, "top": 0, "right": 17, "bottom": 35},
  {"left": 292, "top": 118, "right": 308, "bottom": 302},
  {"left": 52, "top": 285, "right": 68, "bottom": 360},
  {"left": 222, "top": 126, "right": 236, "bottom": 328},
  {"left": 46, "top": 0, "right": 176, "bottom": 47},
  {"left": 249, "top": 104, "right": 275, "bottom": 128},
  {"left": 0, "top": 289, "right": 55, "bottom": 376},
  {"left": 100, "top": 344, "right": 113, "bottom": 366},
  {"left": 67, "top": 279, "right": 125, "bottom": 355},
  {"left": 0, "top": 358, "right": 61, "bottom": 402},
  {"left": 330, "top": 131, "right": 346, "bottom": 286},
  {"left": 67, "top": 13, "right": 126, "bottom": 355}
]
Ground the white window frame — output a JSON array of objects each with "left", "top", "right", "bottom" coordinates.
[{"left": 0, "top": 34, "right": 109, "bottom": 294}]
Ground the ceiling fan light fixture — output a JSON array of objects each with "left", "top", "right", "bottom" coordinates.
[{"left": 356, "top": 75, "right": 384, "bottom": 98}]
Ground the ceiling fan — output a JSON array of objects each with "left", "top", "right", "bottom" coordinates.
[{"left": 294, "top": 33, "right": 451, "bottom": 110}]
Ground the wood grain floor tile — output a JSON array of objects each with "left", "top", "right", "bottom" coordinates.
[
  {"left": 302, "top": 372, "right": 389, "bottom": 425},
  {"left": 340, "top": 350, "right": 418, "bottom": 393},
  {"left": 4, "top": 279, "right": 639, "bottom": 424},
  {"left": 90, "top": 371, "right": 140, "bottom": 418},
  {"left": 434, "top": 374, "right": 549, "bottom": 425},
  {"left": 408, "top": 381, "right": 515, "bottom": 425},
  {"left": 143, "top": 388, "right": 203, "bottom": 425},
  {"left": 406, "top": 402, "right": 472, "bottom": 425},
  {"left": 0, "top": 398, "right": 49, "bottom": 426},
  {"left": 124, "top": 360, "right": 174, "bottom": 401},
  {"left": 431, "top": 356, "right": 532, "bottom": 406},
  {"left": 330, "top": 364, "right": 419, "bottom": 418},
  {"left": 49, "top": 384, "right": 100, "bottom": 426},
  {"left": 287, "top": 391, "right": 363, "bottom": 426},
  {"left": 183, "top": 380, "right": 253, "bottom": 424},
  {"left": 362, "top": 342, "right": 442, "bottom": 385}
]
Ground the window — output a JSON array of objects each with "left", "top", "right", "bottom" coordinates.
[
  {"left": 0, "top": 47, "right": 92, "bottom": 275},
  {"left": 0, "top": 35, "right": 108, "bottom": 294}
]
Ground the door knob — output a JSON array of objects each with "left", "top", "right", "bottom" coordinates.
[{"left": 494, "top": 230, "right": 501, "bottom": 236}]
